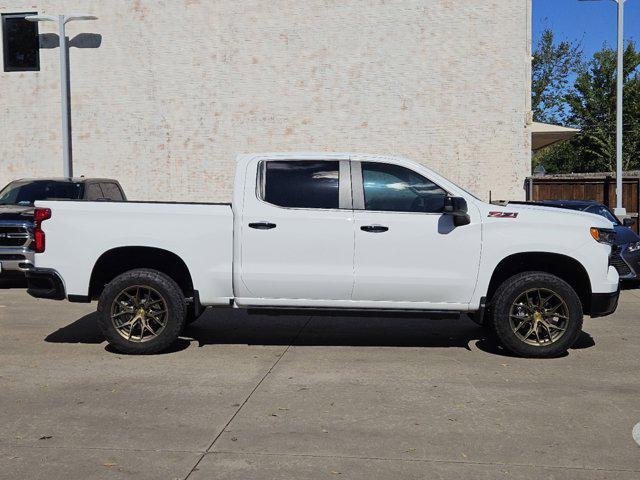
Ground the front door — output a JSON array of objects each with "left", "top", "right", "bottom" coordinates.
[
  {"left": 352, "top": 161, "right": 481, "bottom": 306},
  {"left": 239, "top": 159, "right": 354, "bottom": 301}
]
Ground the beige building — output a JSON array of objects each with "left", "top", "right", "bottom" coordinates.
[{"left": 0, "top": 1, "right": 533, "bottom": 202}]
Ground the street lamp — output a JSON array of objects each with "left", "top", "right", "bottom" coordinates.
[
  {"left": 26, "top": 14, "right": 97, "bottom": 178},
  {"left": 579, "top": 0, "right": 627, "bottom": 216}
]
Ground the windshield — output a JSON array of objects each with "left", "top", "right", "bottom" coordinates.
[
  {"left": 453, "top": 183, "right": 482, "bottom": 202},
  {"left": 585, "top": 205, "right": 620, "bottom": 225},
  {"left": 0, "top": 180, "right": 84, "bottom": 206},
  {"left": 551, "top": 202, "right": 620, "bottom": 226}
]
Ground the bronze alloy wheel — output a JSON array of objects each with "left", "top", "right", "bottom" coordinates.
[
  {"left": 110, "top": 285, "right": 169, "bottom": 343},
  {"left": 508, "top": 288, "right": 570, "bottom": 347}
]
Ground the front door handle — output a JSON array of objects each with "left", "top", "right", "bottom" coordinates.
[
  {"left": 249, "top": 221, "right": 277, "bottom": 230},
  {"left": 361, "top": 225, "right": 389, "bottom": 233}
]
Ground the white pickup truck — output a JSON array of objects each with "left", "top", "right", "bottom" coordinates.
[{"left": 26, "top": 153, "right": 620, "bottom": 357}]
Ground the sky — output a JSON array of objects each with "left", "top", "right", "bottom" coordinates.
[{"left": 533, "top": 0, "right": 640, "bottom": 57}]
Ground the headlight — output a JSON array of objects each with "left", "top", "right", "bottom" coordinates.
[
  {"left": 628, "top": 242, "right": 640, "bottom": 253},
  {"left": 590, "top": 227, "right": 616, "bottom": 245}
]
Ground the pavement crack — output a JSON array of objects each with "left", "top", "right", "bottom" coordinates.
[{"left": 183, "top": 316, "right": 313, "bottom": 479}]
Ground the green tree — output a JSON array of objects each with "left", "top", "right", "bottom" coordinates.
[
  {"left": 535, "top": 41, "right": 640, "bottom": 174},
  {"left": 532, "top": 29, "right": 582, "bottom": 124},
  {"left": 565, "top": 43, "right": 640, "bottom": 172},
  {"left": 533, "top": 141, "right": 581, "bottom": 174}
]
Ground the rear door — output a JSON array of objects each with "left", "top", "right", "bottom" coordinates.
[
  {"left": 239, "top": 158, "right": 354, "bottom": 301},
  {"left": 351, "top": 160, "right": 481, "bottom": 306}
]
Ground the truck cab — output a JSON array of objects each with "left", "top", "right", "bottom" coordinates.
[{"left": 233, "top": 153, "right": 482, "bottom": 309}]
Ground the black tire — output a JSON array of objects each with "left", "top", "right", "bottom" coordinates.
[
  {"left": 97, "top": 268, "right": 186, "bottom": 354},
  {"left": 491, "top": 272, "right": 583, "bottom": 358}
]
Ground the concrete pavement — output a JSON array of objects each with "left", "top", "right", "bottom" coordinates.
[{"left": 0, "top": 288, "right": 639, "bottom": 479}]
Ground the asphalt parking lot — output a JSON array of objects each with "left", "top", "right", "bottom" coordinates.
[{"left": 1, "top": 288, "right": 639, "bottom": 479}]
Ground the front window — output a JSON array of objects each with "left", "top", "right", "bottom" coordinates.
[
  {"left": 260, "top": 161, "right": 340, "bottom": 209},
  {"left": 361, "top": 162, "right": 447, "bottom": 213},
  {"left": 0, "top": 180, "right": 84, "bottom": 206}
]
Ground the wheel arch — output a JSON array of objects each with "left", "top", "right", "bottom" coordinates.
[
  {"left": 89, "top": 246, "right": 194, "bottom": 300},
  {"left": 486, "top": 252, "right": 593, "bottom": 315}
]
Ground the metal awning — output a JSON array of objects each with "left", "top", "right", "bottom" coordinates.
[{"left": 531, "top": 122, "right": 580, "bottom": 151}]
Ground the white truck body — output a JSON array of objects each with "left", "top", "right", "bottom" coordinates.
[
  {"left": 27, "top": 153, "right": 620, "bottom": 357},
  {"left": 33, "top": 153, "right": 618, "bottom": 308}
]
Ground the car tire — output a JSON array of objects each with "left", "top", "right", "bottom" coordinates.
[
  {"left": 97, "top": 268, "right": 186, "bottom": 354},
  {"left": 491, "top": 271, "right": 583, "bottom": 358}
]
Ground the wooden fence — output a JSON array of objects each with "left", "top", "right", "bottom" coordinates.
[{"left": 525, "top": 173, "right": 640, "bottom": 233}]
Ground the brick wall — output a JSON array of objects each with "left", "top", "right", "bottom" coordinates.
[{"left": 0, "top": 0, "right": 532, "bottom": 202}]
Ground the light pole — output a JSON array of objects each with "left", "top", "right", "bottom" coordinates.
[
  {"left": 579, "top": 0, "right": 627, "bottom": 215},
  {"left": 26, "top": 14, "right": 97, "bottom": 178}
]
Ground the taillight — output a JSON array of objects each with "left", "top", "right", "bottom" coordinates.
[{"left": 33, "top": 207, "right": 51, "bottom": 253}]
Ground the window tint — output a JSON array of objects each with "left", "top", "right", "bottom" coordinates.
[
  {"left": 2, "top": 13, "right": 39, "bottom": 72},
  {"left": 0, "top": 180, "right": 83, "bottom": 206},
  {"left": 262, "top": 161, "right": 340, "bottom": 209},
  {"left": 101, "top": 183, "right": 124, "bottom": 201},
  {"left": 586, "top": 205, "right": 619, "bottom": 225},
  {"left": 361, "top": 162, "right": 447, "bottom": 213},
  {"left": 85, "top": 183, "right": 104, "bottom": 201}
]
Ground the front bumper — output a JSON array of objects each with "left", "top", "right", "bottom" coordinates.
[
  {"left": 26, "top": 268, "right": 66, "bottom": 300},
  {"left": 590, "top": 289, "right": 620, "bottom": 318}
]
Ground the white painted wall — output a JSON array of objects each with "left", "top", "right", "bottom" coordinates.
[{"left": 0, "top": 0, "right": 532, "bottom": 202}]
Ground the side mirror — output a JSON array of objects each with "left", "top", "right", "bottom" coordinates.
[
  {"left": 623, "top": 217, "right": 636, "bottom": 227},
  {"left": 444, "top": 196, "right": 470, "bottom": 226}
]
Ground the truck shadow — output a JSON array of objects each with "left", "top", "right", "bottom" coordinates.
[{"left": 45, "top": 308, "right": 595, "bottom": 358}]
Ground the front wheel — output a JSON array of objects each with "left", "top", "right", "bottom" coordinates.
[
  {"left": 97, "top": 268, "right": 187, "bottom": 354},
  {"left": 491, "top": 272, "right": 583, "bottom": 358}
]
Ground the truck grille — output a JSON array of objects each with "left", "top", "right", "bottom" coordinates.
[
  {"left": 610, "top": 249, "right": 632, "bottom": 277},
  {"left": 0, "top": 224, "right": 31, "bottom": 248}
]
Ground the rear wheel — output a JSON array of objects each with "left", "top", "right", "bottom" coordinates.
[
  {"left": 491, "top": 272, "right": 583, "bottom": 358},
  {"left": 97, "top": 269, "right": 186, "bottom": 354}
]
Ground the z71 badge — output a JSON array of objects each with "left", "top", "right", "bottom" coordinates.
[{"left": 488, "top": 211, "right": 518, "bottom": 218}]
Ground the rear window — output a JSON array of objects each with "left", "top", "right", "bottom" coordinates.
[
  {"left": 85, "top": 183, "right": 104, "bottom": 201},
  {"left": 0, "top": 180, "right": 84, "bottom": 206},
  {"left": 100, "top": 183, "right": 124, "bottom": 201},
  {"left": 259, "top": 161, "right": 340, "bottom": 209}
]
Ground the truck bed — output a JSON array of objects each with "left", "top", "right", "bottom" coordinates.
[{"left": 34, "top": 200, "right": 234, "bottom": 304}]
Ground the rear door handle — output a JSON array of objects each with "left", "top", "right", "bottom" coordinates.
[
  {"left": 248, "top": 221, "right": 277, "bottom": 230},
  {"left": 360, "top": 225, "right": 389, "bottom": 233}
]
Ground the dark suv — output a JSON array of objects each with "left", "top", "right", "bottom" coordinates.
[
  {"left": 513, "top": 200, "right": 640, "bottom": 282},
  {"left": 0, "top": 178, "right": 126, "bottom": 286}
]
